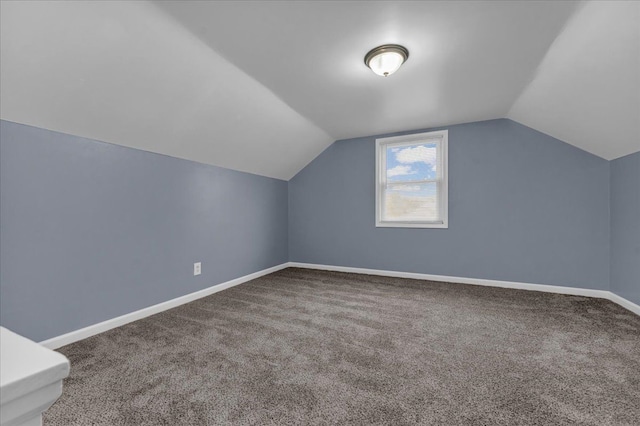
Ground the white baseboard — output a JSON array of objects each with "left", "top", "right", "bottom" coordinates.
[
  {"left": 39, "top": 263, "right": 289, "bottom": 349},
  {"left": 288, "top": 262, "right": 640, "bottom": 316},
  {"left": 608, "top": 291, "right": 640, "bottom": 316},
  {"left": 39, "top": 261, "right": 639, "bottom": 349}
]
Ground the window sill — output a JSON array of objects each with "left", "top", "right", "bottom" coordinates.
[{"left": 376, "top": 221, "right": 448, "bottom": 229}]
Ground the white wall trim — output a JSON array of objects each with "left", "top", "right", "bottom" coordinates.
[
  {"left": 289, "top": 262, "right": 640, "bottom": 316},
  {"left": 608, "top": 291, "right": 640, "bottom": 316},
  {"left": 39, "top": 263, "right": 289, "bottom": 349},
  {"left": 39, "top": 261, "right": 639, "bottom": 349}
]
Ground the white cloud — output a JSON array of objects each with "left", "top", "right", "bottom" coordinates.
[
  {"left": 387, "top": 165, "right": 415, "bottom": 177},
  {"left": 395, "top": 145, "right": 437, "bottom": 167}
]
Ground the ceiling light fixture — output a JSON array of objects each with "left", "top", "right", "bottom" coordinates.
[{"left": 364, "top": 44, "right": 409, "bottom": 77}]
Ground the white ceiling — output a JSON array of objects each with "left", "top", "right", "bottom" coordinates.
[
  {"left": 1, "top": 1, "right": 638, "bottom": 179},
  {"left": 0, "top": 0, "right": 332, "bottom": 179},
  {"left": 508, "top": 1, "right": 640, "bottom": 160}
]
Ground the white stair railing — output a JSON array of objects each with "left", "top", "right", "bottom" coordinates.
[{"left": 0, "top": 327, "right": 69, "bottom": 426}]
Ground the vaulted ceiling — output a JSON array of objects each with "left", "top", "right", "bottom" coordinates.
[{"left": 1, "top": 1, "right": 638, "bottom": 180}]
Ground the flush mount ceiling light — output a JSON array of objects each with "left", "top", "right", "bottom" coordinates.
[{"left": 364, "top": 44, "right": 409, "bottom": 77}]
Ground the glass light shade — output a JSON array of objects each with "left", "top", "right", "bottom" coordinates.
[{"left": 365, "top": 45, "right": 409, "bottom": 77}]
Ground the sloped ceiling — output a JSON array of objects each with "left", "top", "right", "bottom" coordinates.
[
  {"left": 508, "top": 1, "right": 640, "bottom": 160},
  {"left": 0, "top": 0, "right": 332, "bottom": 179},
  {"left": 1, "top": 1, "right": 638, "bottom": 180}
]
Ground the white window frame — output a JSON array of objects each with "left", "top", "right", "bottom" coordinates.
[{"left": 375, "top": 130, "right": 448, "bottom": 229}]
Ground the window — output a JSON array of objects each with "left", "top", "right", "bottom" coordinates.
[{"left": 376, "top": 130, "right": 448, "bottom": 228}]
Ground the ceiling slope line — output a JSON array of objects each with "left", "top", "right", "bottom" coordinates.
[
  {"left": 507, "top": 1, "right": 640, "bottom": 160},
  {"left": 150, "top": 1, "right": 338, "bottom": 142},
  {"left": 0, "top": 0, "right": 335, "bottom": 180},
  {"left": 504, "top": 2, "right": 587, "bottom": 118}
]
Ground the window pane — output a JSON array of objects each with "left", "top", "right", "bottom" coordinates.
[
  {"left": 386, "top": 143, "right": 438, "bottom": 182},
  {"left": 383, "top": 182, "right": 440, "bottom": 222}
]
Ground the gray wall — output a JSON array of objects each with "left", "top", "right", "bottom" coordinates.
[
  {"left": 1, "top": 117, "right": 634, "bottom": 343},
  {"left": 0, "top": 120, "right": 288, "bottom": 342},
  {"left": 289, "top": 119, "right": 610, "bottom": 290},
  {"left": 610, "top": 151, "right": 640, "bottom": 305}
]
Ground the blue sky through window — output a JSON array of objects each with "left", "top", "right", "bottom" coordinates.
[
  {"left": 386, "top": 143, "right": 437, "bottom": 182},
  {"left": 385, "top": 143, "right": 438, "bottom": 199}
]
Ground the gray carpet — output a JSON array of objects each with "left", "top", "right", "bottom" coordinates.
[{"left": 45, "top": 268, "right": 640, "bottom": 425}]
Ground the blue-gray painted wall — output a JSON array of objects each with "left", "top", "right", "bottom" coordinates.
[
  {"left": 0, "top": 120, "right": 288, "bottom": 341},
  {"left": 2, "top": 118, "right": 636, "bottom": 342},
  {"left": 289, "top": 119, "right": 611, "bottom": 290},
  {"left": 610, "top": 151, "right": 640, "bottom": 306}
]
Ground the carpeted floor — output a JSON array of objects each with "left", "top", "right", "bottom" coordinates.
[{"left": 45, "top": 268, "right": 640, "bottom": 425}]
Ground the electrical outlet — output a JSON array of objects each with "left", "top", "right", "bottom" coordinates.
[{"left": 194, "top": 262, "right": 201, "bottom": 276}]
